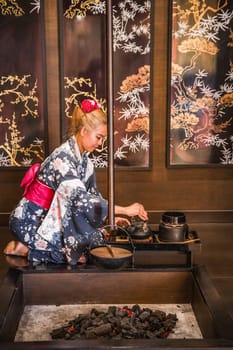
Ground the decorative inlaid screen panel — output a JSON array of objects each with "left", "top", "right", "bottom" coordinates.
[
  {"left": 167, "top": 0, "right": 233, "bottom": 167},
  {"left": 59, "top": 0, "right": 152, "bottom": 169},
  {"left": 0, "top": 0, "right": 47, "bottom": 167}
]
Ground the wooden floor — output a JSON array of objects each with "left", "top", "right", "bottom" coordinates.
[{"left": 0, "top": 223, "right": 233, "bottom": 320}]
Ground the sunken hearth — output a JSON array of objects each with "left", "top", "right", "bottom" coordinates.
[
  {"left": 0, "top": 264, "right": 233, "bottom": 349},
  {"left": 15, "top": 303, "right": 202, "bottom": 342}
]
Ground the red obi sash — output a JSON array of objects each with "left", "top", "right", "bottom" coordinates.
[{"left": 20, "top": 163, "right": 55, "bottom": 210}]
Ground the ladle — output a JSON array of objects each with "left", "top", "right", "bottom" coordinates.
[{"left": 106, "top": 244, "right": 114, "bottom": 257}]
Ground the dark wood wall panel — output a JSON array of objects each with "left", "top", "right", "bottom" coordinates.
[{"left": 0, "top": 0, "right": 233, "bottom": 217}]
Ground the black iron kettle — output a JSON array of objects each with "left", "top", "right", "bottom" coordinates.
[{"left": 126, "top": 219, "right": 153, "bottom": 240}]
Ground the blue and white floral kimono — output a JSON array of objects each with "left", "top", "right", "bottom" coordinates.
[{"left": 9, "top": 136, "right": 108, "bottom": 265}]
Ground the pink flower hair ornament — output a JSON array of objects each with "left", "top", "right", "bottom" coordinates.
[{"left": 81, "top": 99, "right": 101, "bottom": 113}]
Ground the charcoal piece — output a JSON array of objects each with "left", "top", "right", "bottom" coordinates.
[
  {"left": 91, "top": 317, "right": 104, "bottom": 326},
  {"left": 107, "top": 306, "right": 117, "bottom": 315},
  {"left": 112, "top": 334, "right": 122, "bottom": 339},
  {"left": 168, "top": 313, "right": 178, "bottom": 321},
  {"left": 139, "top": 310, "right": 151, "bottom": 321},
  {"left": 106, "top": 315, "right": 115, "bottom": 322},
  {"left": 122, "top": 325, "right": 138, "bottom": 338},
  {"left": 90, "top": 308, "right": 99, "bottom": 318},
  {"left": 152, "top": 310, "right": 166, "bottom": 321},
  {"left": 163, "top": 317, "right": 177, "bottom": 330},
  {"left": 150, "top": 318, "right": 162, "bottom": 331},
  {"left": 146, "top": 330, "right": 156, "bottom": 339},
  {"left": 132, "top": 304, "right": 141, "bottom": 315},
  {"left": 80, "top": 319, "right": 92, "bottom": 331},
  {"left": 116, "top": 309, "right": 128, "bottom": 317},
  {"left": 76, "top": 314, "right": 87, "bottom": 321},
  {"left": 108, "top": 316, "right": 120, "bottom": 330},
  {"left": 50, "top": 326, "right": 67, "bottom": 339},
  {"left": 153, "top": 328, "right": 165, "bottom": 338},
  {"left": 137, "top": 328, "right": 148, "bottom": 338},
  {"left": 120, "top": 317, "right": 132, "bottom": 330},
  {"left": 85, "top": 327, "right": 97, "bottom": 339},
  {"left": 142, "top": 320, "right": 150, "bottom": 330},
  {"left": 94, "top": 323, "right": 112, "bottom": 336},
  {"left": 65, "top": 332, "right": 72, "bottom": 340}
]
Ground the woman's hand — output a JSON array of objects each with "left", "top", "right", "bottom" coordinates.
[
  {"left": 125, "top": 202, "right": 148, "bottom": 221},
  {"left": 114, "top": 217, "right": 130, "bottom": 226}
]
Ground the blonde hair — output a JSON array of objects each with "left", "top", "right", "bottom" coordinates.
[{"left": 68, "top": 104, "right": 107, "bottom": 137}]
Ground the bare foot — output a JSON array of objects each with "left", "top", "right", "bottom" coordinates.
[
  {"left": 78, "top": 254, "right": 87, "bottom": 264},
  {"left": 3, "top": 240, "right": 29, "bottom": 257},
  {"left": 5, "top": 255, "right": 29, "bottom": 267}
]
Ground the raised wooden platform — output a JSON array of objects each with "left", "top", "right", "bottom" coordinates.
[{"left": 0, "top": 222, "right": 232, "bottom": 349}]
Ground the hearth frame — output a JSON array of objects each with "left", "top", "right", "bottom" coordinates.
[{"left": 0, "top": 265, "right": 232, "bottom": 349}]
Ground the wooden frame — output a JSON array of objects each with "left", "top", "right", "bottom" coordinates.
[
  {"left": 0, "top": 0, "right": 48, "bottom": 168},
  {"left": 0, "top": 265, "right": 233, "bottom": 347},
  {"left": 167, "top": 0, "right": 233, "bottom": 167}
]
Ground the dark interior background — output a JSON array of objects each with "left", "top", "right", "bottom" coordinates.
[{"left": 0, "top": 0, "right": 233, "bottom": 221}]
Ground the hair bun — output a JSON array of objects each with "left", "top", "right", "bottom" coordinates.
[{"left": 81, "top": 99, "right": 100, "bottom": 113}]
